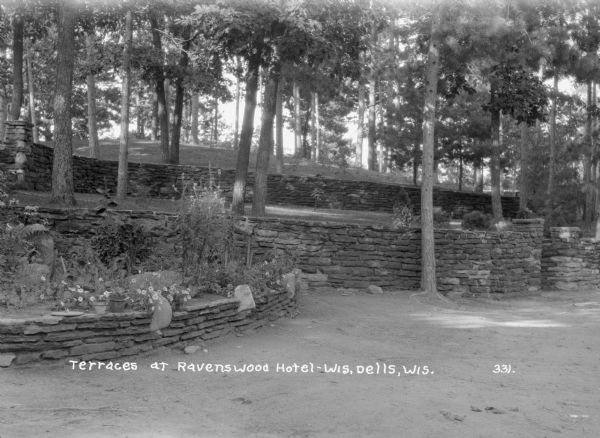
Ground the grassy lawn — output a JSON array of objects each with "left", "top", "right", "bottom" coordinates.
[{"left": 14, "top": 190, "right": 394, "bottom": 226}]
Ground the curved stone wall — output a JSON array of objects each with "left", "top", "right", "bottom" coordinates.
[
  {"left": 0, "top": 291, "right": 296, "bottom": 367},
  {"left": 25, "top": 143, "right": 520, "bottom": 216}
]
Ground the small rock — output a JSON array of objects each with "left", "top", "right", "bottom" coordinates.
[
  {"left": 184, "top": 346, "right": 200, "bottom": 355},
  {"left": 441, "top": 410, "right": 465, "bottom": 422},
  {"left": 234, "top": 285, "right": 256, "bottom": 312},
  {"left": 0, "top": 353, "right": 16, "bottom": 367},
  {"left": 367, "top": 285, "right": 384, "bottom": 294},
  {"left": 282, "top": 272, "right": 296, "bottom": 298},
  {"left": 470, "top": 406, "right": 482, "bottom": 412},
  {"left": 485, "top": 406, "right": 506, "bottom": 414}
]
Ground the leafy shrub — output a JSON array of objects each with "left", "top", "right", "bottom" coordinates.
[
  {"left": 392, "top": 188, "right": 411, "bottom": 208},
  {"left": 91, "top": 216, "right": 152, "bottom": 273},
  {"left": 391, "top": 204, "right": 413, "bottom": 229},
  {"left": 177, "top": 184, "right": 236, "bottom": 277},
  {"left": 462, "top": 210, "right": 492, "bottom": 230},
  {"left": 391, "top": 188, "right": 413, "bottom": 229},
  {"left": 515, "top": 208, "right": 535, "bottom": 219},
  {"left": 433, "top": 209, "right": 450, "bottom": 227}
]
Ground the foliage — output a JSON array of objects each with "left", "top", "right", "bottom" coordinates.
[
  {"left": 462, "top": 210, "right": 492, "bottom": 231},
  {"left": 196, "top": 249, "right": 296, "bottom": 298},
  {"left": 515, "top": 208, "right": 536, "bottom": 219},
  {"left": 90, "top": 216, "right": 152, "bottom": 274},
  {"left": 51, "top": 283, "right": 96, "bottom": 312},
  {"left": 391, "top": 203, "right": 413, "bottom": 229},
  {"left": 177, "top": 183, "right": 236, "bottom": 277},
  {"left": 433, "top": 209, "right": 450, "bottom": 227}
]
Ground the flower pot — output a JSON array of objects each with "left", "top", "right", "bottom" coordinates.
[
  {"left": 172, "top": 296, "right": 186, "bottom": 311},
  {"left": 93, "top": 303, "right": 107, "bottom": 314},
  {"left": 108, "top": 298, "right": 127, "bottom": 313}
]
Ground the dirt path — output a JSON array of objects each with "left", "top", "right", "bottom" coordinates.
[{"left": 1, "top": 289, "right": 599, "bottom": 438}]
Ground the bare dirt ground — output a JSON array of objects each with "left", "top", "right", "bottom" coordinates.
[{"left": 1, "top": 288, "right": 599, "bottom": 438}]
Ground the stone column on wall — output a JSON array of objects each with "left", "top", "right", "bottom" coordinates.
[{"left": 1, "top": 121, "right": 33, "bottom": 187}]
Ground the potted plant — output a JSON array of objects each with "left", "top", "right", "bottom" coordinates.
[
  {"left": 163, "top": 285, "right": 191, "bottom": 311},
  {"left": 90, "top": 291, "right": 111, "bottom": 314},
  {"left": 107, "top": 288, "right": 128, "bottom": 313}
]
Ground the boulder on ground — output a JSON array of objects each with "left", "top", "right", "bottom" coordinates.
[
  {"left": 0, "top": 353, "right": 16, "bottom": 367},
  {"left": 234, "top": 285, "right": 255, "bottom": 312},
  {"left": 367, "top": 285, "right": 384, "bottom": 294},
  {"left": 282, "top": 272, "right": 296, "bottom": 298}
]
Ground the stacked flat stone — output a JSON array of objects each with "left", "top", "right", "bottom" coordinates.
[
  {"left": 27, "top": 143, "right": 521, "bottom": 217},
  {"left": 3, "top": 121, "right": 33, "bottom": 187},
  {"left": 0, "top": 290, "right": 296, "bottom": 366},
  {"left": 542, "top": 227, "right": 600, "bottom": 291}
]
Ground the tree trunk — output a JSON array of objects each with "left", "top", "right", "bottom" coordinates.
[
  {"left": 24, "top": 39, "right": 38, "bottom": 143},
  {"left": 420, "top": 10, "right": 440, "bottom": 295},
  {"left": 585, "top": 81, "right": 593, "bottom": 226},
  {"left": 117, "top": 10, "right": 133, "bottom": 201},
  {"left": 234, "top": 57, "right": 241, "bottom": 150},
  {"left": 211, "top": 97, "right": 218, "bottom": 148},
  {"left": 378, "top": 94, "right": 384, "bottom": 173},
  {"left": 490, "top": 106, "right": 503, "bottom": 220},
  {"left": 477, "top": 162, "right": 484, "bottom": 192},
  {"left": 136, "top": 87, "right": 144, "bottom": 139},
  {"left": 519, "top": 122, "right": 528, "bottom": 209},
  {"left": 546, "top": 74, "right": 558, "bottom": 213},
  {"left": 50, "top": 0, "right": 76, "bottom": 206},
  {"left": 311, "top": 91, "right": 320, "bottom": 162},
  {"left": 252, "top": 62, "right": 280, "bottom": 217},
  {"left": 231, "top": 37, "right": 263, "bottom": 214},
  {"left": 302, "top": 105, "right": 311, "bottom": 158},
  {"left": 367, "top": 65, "right": 376, "bottom": 171},
  {"left": 458, "top": 141, "right": 463, "bottom": 191},
  {"left": 151, "top": 91, "right": 158, "bottom": 141},
  {"left": 150, "top": 13, "right": 169, "bottom": 162},
  {"left": 412, "top": 146, "right": 419, "bottom": 185},
  {"left": 10, "top": 11, "right": 24, "bottom": 120},
  {"left": 85, "top": 32, "right": 99, "bottom": 157},
  {"left": 293, "top": 80, "right": 302, "bottom": 158},
  {"left": 275, "top": 76, "right": 284, "bottom": 173},
  {"left": 356, "top": 79, "right": 365, "bottom": 168},
  {"left": 191, "top": 93, "right": 199, "bottom": 145},
  {"left": 169, "top": 27, "right": 191, "bottom": 165}
]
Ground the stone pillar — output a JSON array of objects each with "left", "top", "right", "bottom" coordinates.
[{"left": 2, "top": 121, "right": 33, "bottom": 187}]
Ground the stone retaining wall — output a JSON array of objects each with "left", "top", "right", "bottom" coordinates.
[
  {"left": 24, "top": 143, "right": 520, "bottom": 216},
  {"left": 243, "top": 217, "right": 543, "bottom": 296},
  {"left": 0, "top": 290, "right": 296, "bottom": 367},
  {"left": 542, "top": 227, "right": 600, "bottom": 290},
  {"left": 16, "top": 207, "right": 543, "bottom": 296}
]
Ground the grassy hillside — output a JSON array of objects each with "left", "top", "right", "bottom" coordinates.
[{"left": 68, "top": 138, "right": 456, "bottom": 189}]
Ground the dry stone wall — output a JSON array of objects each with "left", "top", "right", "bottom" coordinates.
[
  {"left": 542, "top": 227, "right": 600, "bottom": 290},
  {"left": 12, "top": 207, "right": 543, "bottom": 297},
  {"left": 0, "top": 291, "right": 296, "bottom": 366},
  {"left": 25, "top": 143, "right": 520, "bottom": 216},
  {"left": 242, "top": 217, "right": 543, "bottom": 296}
]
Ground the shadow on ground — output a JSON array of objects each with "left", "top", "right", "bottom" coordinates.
[{"left": 1, "top": 289, "right": 599, "bottom": 437}]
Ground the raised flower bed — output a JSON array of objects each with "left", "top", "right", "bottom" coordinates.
[{"left": 0, "top": 286, "right": 297, "bottom": 367}]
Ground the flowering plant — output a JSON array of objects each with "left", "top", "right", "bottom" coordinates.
[
  {"left": 162, "top": 284, "right": 191, "bottom": 304},
  {"left": 89, "top": 290, "right": 111, "bottom": 304},
  {"left": 129, "top": 285, "right": 163, "bottom": 312},
  {"left": 52, "top": 284, "right": 95, "bottom": 311}
]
